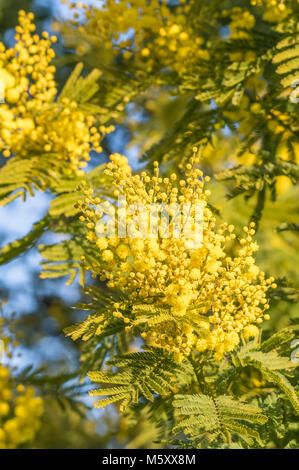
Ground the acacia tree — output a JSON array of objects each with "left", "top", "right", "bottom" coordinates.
[{"left": 0, "top": 1, "right": 298, "bottom": 449}]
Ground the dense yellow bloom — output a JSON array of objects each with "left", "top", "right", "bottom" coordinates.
[
  {"left": 0, "top": 365, "right": 43, "bottom": 449},
  {"left": 243, "top": 324, "right": 260, "bottom": 340},
  {"left": 229, "top": 8, "right": 256, "bottom": 39},
  {"left": 65, "top": 0, "right": 209, "bottom": 75},
  {"left": 78, "top": 154, "right": 275, "bottom": 361},
  {"left": 0, "top": 11, "right": 112, "bottom": 173},
  {"left": 64, "top": 0, "right": 294, "bottom": 77},
  {"left": 251, "top": 0, "right": 292, "bottom": 22}
]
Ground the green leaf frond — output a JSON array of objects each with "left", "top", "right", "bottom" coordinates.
[
  {"left": 88, "top": 348, "right": 192, "bottom": 411},
  {"left": 173, "top": 393, "right": 267, "bottom": 446}
]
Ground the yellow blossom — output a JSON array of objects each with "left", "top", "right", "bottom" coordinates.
[
  {"left": 77, "top": 154, "right": 274, "bottom": 361},
  {"left": 0, "top": 11, "right": 112, "bottom": 174},
  {"left": 0, "top": 365, "right": 43, "bottom": 449}
]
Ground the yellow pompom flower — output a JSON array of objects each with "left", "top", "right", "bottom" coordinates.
[
  {"left": 77, "top": 153, "right": 274, "bottom": 361},
  {"left": 243, "top": 324, "right": 260, "bottom": 340},
  {"left": 0, "top": 11, "right": 112, "bottom": 174},
  {"left": 65, "top": 1, "right": 209, "bottom": 75},
  {"left": 0, "top": 364, "right": 44, "bottom": 449}
]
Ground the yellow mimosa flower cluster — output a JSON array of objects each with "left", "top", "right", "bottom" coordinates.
[
  {"left": 251, "top": 0, "right": 292, "bottom": 22},
  {"left": 229, "top": 8, "right": 256, "bottom": 39},
  {"left": 65, "top": 0, "right": 209, "bottom": 75},
  {"left": 77, "top": 154, "right": 275, "bottom": 361},
  {"left": 0, "top": 365, "right": 43, "bottom": 448},
  {"left": 0, "top": 11, "right": 111, "bottom": 173}
]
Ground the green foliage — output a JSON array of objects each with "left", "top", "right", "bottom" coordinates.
[
  {"left": 272, "top": 20, "right": 299, "bottom": 92},
  {"left": 0, "top": 215, "right": 50, "bottom": 264},
  {"left": 88, "top": 348, "right": 191, "bottom": 411},
  {"left": 173, "top": 394, "right": 267, "bottom": 446},
  {"left": 16, "top": 366, "right": 90, "bottom": 417}
]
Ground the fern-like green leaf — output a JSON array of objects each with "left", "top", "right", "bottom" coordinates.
[
  {"left": 173, "top": 393, "right": 267, "bottom": 444},
  {"left": 88, "top": 349, "right": 192, "bottom": 411}
]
